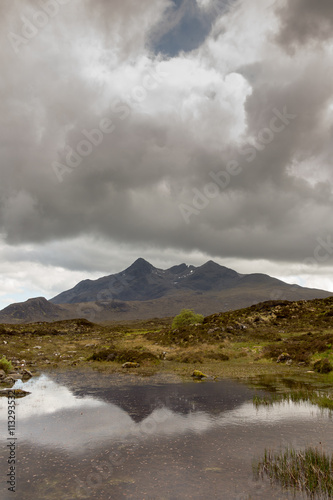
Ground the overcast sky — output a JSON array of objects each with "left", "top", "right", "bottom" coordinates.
[{"left": 1, "top": 0, "right": 333, "bottom": 309}]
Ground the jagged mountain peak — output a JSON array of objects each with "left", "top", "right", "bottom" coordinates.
[
  {"left": 47, "top": 258, "right": 332, "bottom": 312},
  {"left": 1, "top": 258, "right": 332, "bottom": 323},
  {"left": 123, "top": 258, "right": 154, "bottom": 275},
  {"left": 167, "top": 263, "right": 190, "bottom": 274}
]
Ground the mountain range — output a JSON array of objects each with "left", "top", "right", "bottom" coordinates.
[{"left": 0, "top": 258, "right": 331, "bottom": 324}]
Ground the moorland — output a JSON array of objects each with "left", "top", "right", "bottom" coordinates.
[{"left": 1, "top": 296, "right": 333, "bottom": 391}]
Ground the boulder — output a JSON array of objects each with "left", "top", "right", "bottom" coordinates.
[
  {"left": 191, "top": 370, "right": 208, "bottom": 379},
  {"left": 0, "top": 388, "right": 31, "bottom": 398},
  {"left": 7, "top": 374, "right": 22, "bottom": 380},
  {"left": 277, "top": 353, "right": 292, "bottom": 363},
  {"left": 122, "top": 362, "right": 140, "bottom": 368},
  {"left": 3, "top": 377, "right": 15, "bottom": 385}
]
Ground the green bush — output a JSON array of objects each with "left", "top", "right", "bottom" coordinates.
[
  {"left": 0, "top": 356, "right": 13, "bottom": 374},
  {"left": 313, "top": 358, "right": 333, "bottom": 374},
  {"left": 171, "top": 309, "right": 204, "bottom": 329}
]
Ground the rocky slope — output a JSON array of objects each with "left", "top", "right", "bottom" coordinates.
[{"left": 0, "top": 259, "right": 331, "bottom": 324}]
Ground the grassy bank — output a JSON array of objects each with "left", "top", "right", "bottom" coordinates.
[
  {"left": 0, "top": 297, "right": 332, "bottom": 388},
  {"left": 0, "top": 301, "right": 330, "bottom": 382},
  {"left": 253, "top": 389, "right": 333, "bottom": 411},
  {"left": 254, "top": 447, "right": 333, "bottom": 498}
]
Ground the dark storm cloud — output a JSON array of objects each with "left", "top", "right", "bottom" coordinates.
[
  {"left": 0, "top": 0, "right": 332, "bottom": 270},
  {"left": 276, "top": 0, "right": 333, "bottom": 52}
]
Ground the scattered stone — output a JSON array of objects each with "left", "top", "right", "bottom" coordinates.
[
  {"left": 277, "top": 353, "right": 292, "bottom": 363},
  {"left": 22, "top": 369, "right": 33, "bottom": 379},
  {"left": 208, "top": 327, "right": 220, "bottom": 334},
  {"left": 7, "top": 374, "right": 22, "bottom": 381},
  {"left": 191, "top": 370, "right": 208, "bottom": 379},
  {"left": 0, "top": 388, "right": 30, "bottom": 398},
  {"left": 0, "top": 369, "right": 6, "bottom": 379},
  {"left": 3, "top": 377, "right": 15, "bottom": 385},
  {"left": 313, "top": 358, "right": 333, "bottom": 374},
  {"left": 122, "top": 362, "right": 140, "bottom": 368},
  {"left": 34, "top": 346, "right": 42, "bottom": 349}
]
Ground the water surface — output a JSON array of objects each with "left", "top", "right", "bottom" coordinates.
[{"left": 0, "top": 372, "right": 332, "bottom": 500}]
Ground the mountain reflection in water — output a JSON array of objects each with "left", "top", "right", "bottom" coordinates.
[{"left": 0, "top": 373, "right": 332, "bottom": 500}]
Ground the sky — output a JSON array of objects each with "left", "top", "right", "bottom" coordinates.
[{"left": 1, "top": 0, "right": 333, "bottom": 309}]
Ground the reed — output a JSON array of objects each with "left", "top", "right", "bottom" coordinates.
[
  {"left": 254, "top": 446, "right": 333, "bottom": 498},
  {"left": 253, "top": 390, "right": 333, "bottom": 411}
]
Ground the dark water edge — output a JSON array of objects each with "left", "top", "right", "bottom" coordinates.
[{"left": 0, "top": 371, "right": 332, "bottom": 500}]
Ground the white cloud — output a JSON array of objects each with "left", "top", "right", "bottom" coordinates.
[{"left": 0, "top": 0, "right": 332, "bottom": 309}]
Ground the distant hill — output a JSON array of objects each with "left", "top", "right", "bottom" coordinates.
[
  {"left": 0, "top": 258, "right": 331, "bottom": 324},
  {"left": 0, "top": 297, "right": 72, "bottom": 324}
]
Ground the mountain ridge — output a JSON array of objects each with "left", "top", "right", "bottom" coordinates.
[
  {"left": 50, "top": 258, "right": 314, "bottom": 305},
  {"left": 50, "top": 259, "right": 254, "bottom": 304},
  {"left": 0, "top": 259, "right": 331, "bottom": 324}
]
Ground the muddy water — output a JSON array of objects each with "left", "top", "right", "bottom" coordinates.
[{"left": 0, "top": 372, "right": 332, "bottom": 500}]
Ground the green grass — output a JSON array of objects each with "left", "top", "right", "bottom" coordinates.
[
  {"left": 0, "top": 295, "right": 333, "bottom": 383},
  {"left": 254, "top": 446, "right": 333, "bottom": 498},
  {"left": 253, "top": 390, "right": 333, "bottom": 411},
  {"left": 0, "top": 356, "right": 13, "bottom": 374}
]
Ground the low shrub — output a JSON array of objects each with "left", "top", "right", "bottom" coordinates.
[
  {"left": 87, "top": 349, "right": 113, "bottom": 361},
  {"left": 169, "top": 352, "right": 204, "bottom": 364},
  {"left": 313, "top": 358, "right": 333, "bottom": 374},
  {"left": 205, "top": 352, "right": 229, "bottom": 361},
  {"left": 171, "top": 309, "right": 204, "bottom": 330},
  {"left": 0, "top": 356, "right": 13, "bottom": 374},
  {"left": 88, "top": 347, "right": 158, "bottom": 364},
  {"left": 263, "top": 332, "right": 333, "bottom": 364}
]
